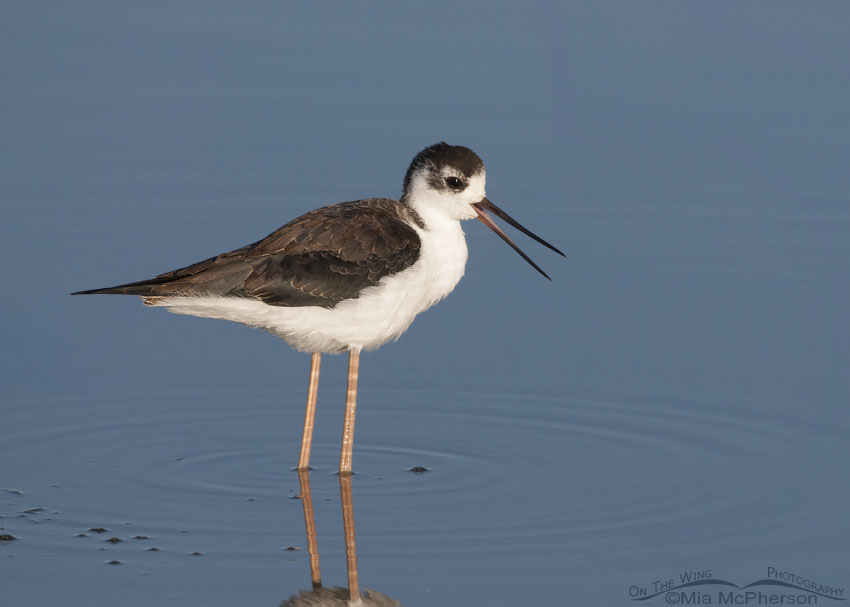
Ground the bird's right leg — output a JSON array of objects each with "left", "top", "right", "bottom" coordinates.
[
  {"left": 338, "top": 349, "right": 360, "bottom": 474},
  {"left": 298, "top": 352, "right": 322, "bottom": 470}
]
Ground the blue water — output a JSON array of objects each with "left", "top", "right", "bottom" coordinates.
[{"left": 2, "top": 2, "right": 849, "bottom": 606}]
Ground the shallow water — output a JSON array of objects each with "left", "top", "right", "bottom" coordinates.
[
  {"left": 3, "top": 2, "right": 850, "bottom": 606},
  {"left": 3, "top": 384, "right": 849, "bottom": 604}
]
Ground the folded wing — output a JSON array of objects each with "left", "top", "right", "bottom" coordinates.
[{"left": 72, "top": 199, "right": 422, "bottom": 308}]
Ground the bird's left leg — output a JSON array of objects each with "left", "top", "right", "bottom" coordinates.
[{"left": 298, "top": 352, "right": 322, "bottom": 470}]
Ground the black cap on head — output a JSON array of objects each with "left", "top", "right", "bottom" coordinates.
[
  {"left": 403, "top": 142, "right": 484, "bottom": 197},
  {"left": 399, "top": 142, "right": 564, "bottom": 280}
]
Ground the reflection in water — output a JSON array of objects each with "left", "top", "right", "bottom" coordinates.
[{"left": 282, "top": 471, "right": 400, "bottom": 607}]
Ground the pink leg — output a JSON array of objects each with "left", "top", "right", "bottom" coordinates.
[
  {"left": 338, "top": 349, "right": 360, "bottom": 474},
  {"left": 298, "top": 352, "right": 321, "bottom": 470}
]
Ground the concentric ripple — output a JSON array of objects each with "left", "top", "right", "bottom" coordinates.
[{"left": 2, "top": 384, "right": 832, "bottom": 565}]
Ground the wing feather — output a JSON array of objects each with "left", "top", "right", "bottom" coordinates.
[{"left": 72, "top": 199, "right": 422, "bottom": 308}]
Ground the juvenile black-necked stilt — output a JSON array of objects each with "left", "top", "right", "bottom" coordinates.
[{"left": 73, "top": 143, "right": 564, "bottom": 473}]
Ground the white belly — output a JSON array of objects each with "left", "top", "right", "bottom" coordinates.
[{"left": 147, "top": 221, "right": 469, "bottom": 353}]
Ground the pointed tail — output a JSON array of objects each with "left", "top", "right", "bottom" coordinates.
[{"left": 71, "top": 277, "right": 174, "bottom": 296}]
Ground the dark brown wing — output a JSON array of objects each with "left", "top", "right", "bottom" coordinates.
[{"left": 72, "top": 199, "right": 422, "bottom": 308}]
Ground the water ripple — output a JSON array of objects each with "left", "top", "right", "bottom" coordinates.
[{"left": 3, "top": 385, "right": 832, "bottom": 562}]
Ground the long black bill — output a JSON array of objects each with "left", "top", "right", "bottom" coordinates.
[{"left": 471, "top": 197, "right": 565, "bottom": 280}]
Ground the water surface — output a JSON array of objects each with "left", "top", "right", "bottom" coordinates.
[{"left": 2, "top": 2, "right": 849, "bottom": 605}]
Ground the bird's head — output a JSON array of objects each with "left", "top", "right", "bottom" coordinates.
[
  {"left": 402, "top": 142, "right": 486, "bottom": 222},
  {"left": 402, "top": 142, "right": 565, "bottom": 279}
]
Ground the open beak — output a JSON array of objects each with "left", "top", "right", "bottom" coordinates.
[{"left": 471, "top": 198, "right": 565, "bottom": 280}]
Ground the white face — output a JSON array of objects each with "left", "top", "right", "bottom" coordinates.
[{"left": 406, "top": 166, "right": 487, "bottom": 222}]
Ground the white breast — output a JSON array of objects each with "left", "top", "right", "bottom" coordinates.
[{"left": 148, "top": 218, "right": 469, "bottom": 354}]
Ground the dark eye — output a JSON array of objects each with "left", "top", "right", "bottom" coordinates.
[{"left": 445, "top": 176, "right": 463, "bottom": 189}]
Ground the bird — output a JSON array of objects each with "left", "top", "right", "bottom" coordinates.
[{"left": 72, "top": 142, "right": 564, "bottom": 473}]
